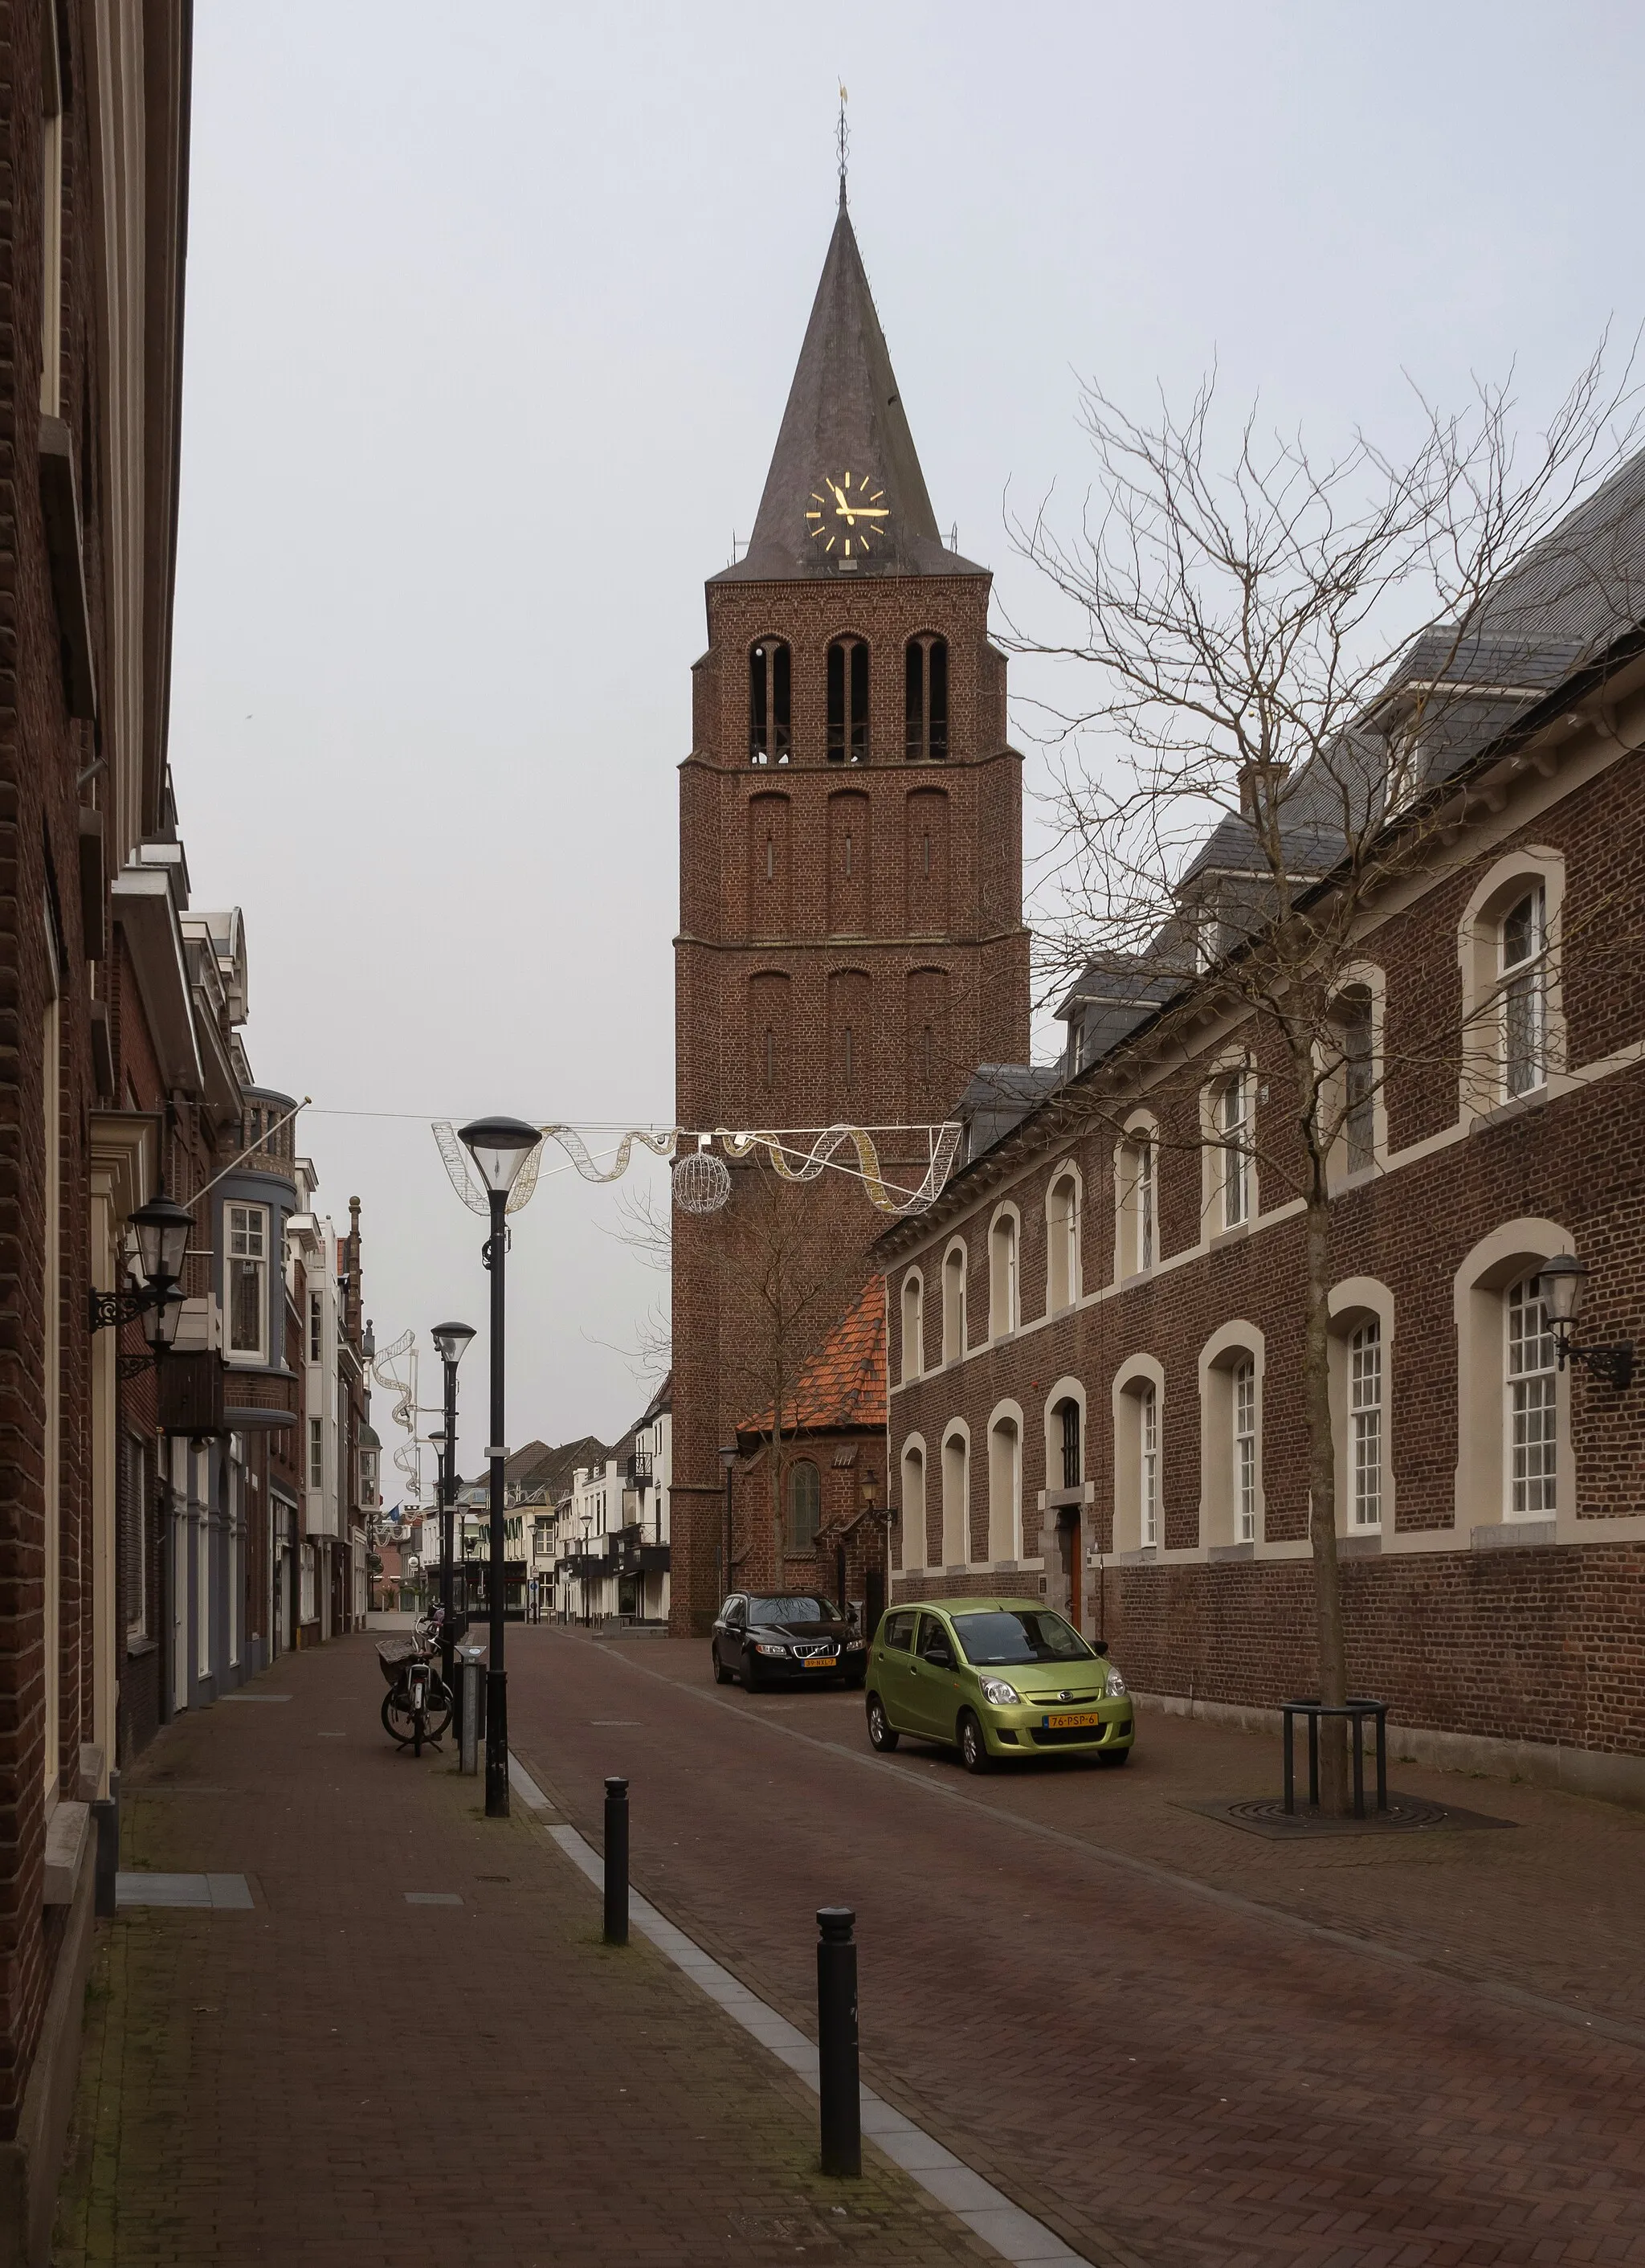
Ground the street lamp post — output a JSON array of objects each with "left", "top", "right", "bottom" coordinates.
[
  {"left": 430, "top": 1321, "right": 476, "bottom": 1725},
  {"left": 457, "top": 1117, "right": 542, "bottom": 1820},
  {"left": 718, "top": 1443, "right": 737, "bottom": 1602}
]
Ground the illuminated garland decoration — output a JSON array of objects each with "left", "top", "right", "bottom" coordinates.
[
  {"left": 431, "top": 1119, "right": 960, "bottom": 1220},
  {"left": 369, "top": 1326, "right": 423, "bottom": 1507}
]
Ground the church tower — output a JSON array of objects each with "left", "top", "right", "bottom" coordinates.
[{"left": 671, "top": 190, "right": 1030, "bottom": 1633}]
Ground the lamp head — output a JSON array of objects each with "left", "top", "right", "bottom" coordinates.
[
  {"left": 1541, "top": 1252, "right": 1588, "bottom": 1328},
  {"left": 457, "top": 1117, "right": 541, "bottom": 1198},
  {"left": 131, "top": 1191, "right": 193, "bottom": 1290},
  {"left": 141, "top": 1286, "right": 186, "bottom": 1352},
  {"left": 431, "top": 1319, "right": 477, "bottom": 1367},
  {"left": 718, "top": 1443, "right": 737, "bottom": 1472}
]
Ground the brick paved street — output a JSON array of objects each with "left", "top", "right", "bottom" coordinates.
[
  {"left": 51, "top": 1635, "right": 1003, "bottom": 2268},
  {"left": 509, "top": 1626, "right": 1645, "bottom": 2268}
]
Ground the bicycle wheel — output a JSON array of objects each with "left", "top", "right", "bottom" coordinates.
[{"left": 382, "top": 1690, "right": 418, "bottom": 1746}]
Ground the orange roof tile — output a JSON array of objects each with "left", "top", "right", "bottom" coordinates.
[{"left": 741, "top": 1277, "right": 885, "bottom": 1440}]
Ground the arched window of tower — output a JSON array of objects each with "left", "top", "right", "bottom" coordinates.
[
  {"left": 904, "top": 635, "right": 949, "bottom": 761},
  {"left": 827, "top": 638, "right": 870, "bottom": 762},
  {"left": 749, "top": 640, "right": 791, "bottom": 765}
]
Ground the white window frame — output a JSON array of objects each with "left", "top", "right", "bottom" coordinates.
[
  {"left": 1046, "top": 1166, "right": 1081, "bottom": 1313},
  {"left": 1499, "top": 885, "right": 1548, "bottom": 1101},
  {"left": 1233, "top": 1360, "right": 1257, "bottom": 1541},
  {"left": 1506, "top": 1274, "right": 1557, "bottom": 1518},
  {"left": 308, "top": 1415, "right": 325, "bottom": 1493},
  {"left": 1140, "top": 1384, "right": 1159, "bottom": 1549},
  {"left": 900, "top": 1271, "right": 924, "bottom": 1383},
  {"left": 1219, "top": 1071, "right": 1251, "bottom": 1230},
  {"left": 227, "top": 1202, "right": 270, "bottom": 1365},
  {"left": 941, "top": 1240, "right": 967, "bottom": 1364},
  {"left": 1349, "top": 1321, "right": 1382, "bottom": 1528},
  {"left": 988, "top": 1207, "right": 1020, "bottom": 1338}
]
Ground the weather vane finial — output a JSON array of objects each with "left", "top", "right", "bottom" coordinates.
[{"left": 837, "top": 81, "right": 849, "bottom": 207}]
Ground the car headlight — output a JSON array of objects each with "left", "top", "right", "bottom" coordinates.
[
  {"left": 1104, "top": 1668, "right": 1128, "bottom": 1698},
  {"left": 753, "top": 1641, "right": 791, "bottom": 1657},
  {"left": 978, "top": 1677, "right": 1022, "bottom": 1706},
  {"left": 846, "top": 1638, "right": 866, "bottom": 1651}
]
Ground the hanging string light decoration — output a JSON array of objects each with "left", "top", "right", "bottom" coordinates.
[
  {"left": 671, "top": 1146, "right": 732, "bottom": 1214},
  {"left": 369, "top": 1327, "right": 422, "bottom": 1506},
  {"left": 431, "top": 1119, "right": 959, "bottom": 1219}
]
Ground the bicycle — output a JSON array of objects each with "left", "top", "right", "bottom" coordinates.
[{"left": 377, "top": 1638, "right": 455, "bottom": 1756}]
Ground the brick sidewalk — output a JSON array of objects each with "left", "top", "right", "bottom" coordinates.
[{"left": 51, "top": 1635, "right": 1001, "bottom": 2268}]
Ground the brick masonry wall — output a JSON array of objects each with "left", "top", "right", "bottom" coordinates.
[
  {"left": 673, "top": 568, "right": 1031, "bottom": 1633},
  {"left": 882, "top": 742, "right": 1645, "bottom": 1755}
]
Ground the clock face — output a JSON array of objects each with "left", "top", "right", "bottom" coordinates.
[{"left": 806, "top": 470, "right": 888, "bottom": 558}]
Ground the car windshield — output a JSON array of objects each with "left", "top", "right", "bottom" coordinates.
[
  {"left": 951, "top": 1609, "right": 1094, "bottom": 1666},
  {"left": 748, "top": 1596, "right": 838, "bottom": 1626}
]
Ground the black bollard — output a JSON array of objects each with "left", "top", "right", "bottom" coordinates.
[
  {"left": 603, "top": 1777, "right": 629, "bottom": 1946},
  {"left": 816, "top": 1906, "right": 861, "bottom": 2177},
  {"left": 92, "top": 1796, "right": 118, "bottom": 1919}
]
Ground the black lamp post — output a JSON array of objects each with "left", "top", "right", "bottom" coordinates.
[
  {"left": 430, "top": 1320, "right": 476, "bottom": 1717},
  {"left": 1540, "top": 1253, "right": 1635, "bottom": 1390},
  {"left": 718, "top": 1442, "right": 737, "bottom": 1600},
  {"left": 457, "top": 1116, "right": 542, "bottom": 1819}
]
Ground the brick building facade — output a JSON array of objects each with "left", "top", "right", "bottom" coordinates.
[
  {"left": 671, "top": 193, "right": 1027, "bottom": 1629},
  {"left": 878, "top": 460, "right": 1645, "bottom": 1806}
]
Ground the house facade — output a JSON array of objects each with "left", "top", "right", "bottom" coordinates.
[{"left": 880, "top": 467, "right": 1645, "bottom": 1806}]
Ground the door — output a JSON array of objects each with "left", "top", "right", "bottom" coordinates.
[
  {"left": 874, "top": 1608, "right": 919, "bottom": 1726},
  {"left": 1059, "top": 1509, "right": 1082, "bottom": 1633},
  {"left": 906, "top": 1612, "right": 961, "bottom": 1739},
  {"left": 716, "top": 1596, "right": 748, "bottom": 1674}
]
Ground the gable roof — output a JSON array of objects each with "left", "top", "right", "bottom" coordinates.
[
  {"left": 713, "top": 198, "right": 986, "bottom": 585},
  {"left": 739, "top": 1277, "right": 886, "bottom": 1442}
]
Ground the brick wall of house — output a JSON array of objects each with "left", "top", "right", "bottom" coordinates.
[{"left": 882, "top": 721, "right": 1645, "bottom": 1756}]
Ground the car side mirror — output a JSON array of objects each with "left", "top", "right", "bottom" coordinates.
[
  {"left": 929, "top": 1645, "right": 953, "bottom": 1669},
  {"left": 1092, "top": 1640, "right": 1109, "bottom": 1657}
]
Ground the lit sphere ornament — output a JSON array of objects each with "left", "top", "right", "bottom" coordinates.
[{"left": 671, "top": 1150, "right": 731, "bottom": 1215}]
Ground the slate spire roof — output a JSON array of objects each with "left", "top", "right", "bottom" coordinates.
[{"left": 715, "top": 198, "right": 986, "bottom": 584}]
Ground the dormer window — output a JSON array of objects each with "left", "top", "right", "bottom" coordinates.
[
  {"left": 904, "top": 635, "right": 948, "bottom": 760},
  {"left": 827, "top": 639, "right": 869, "bottom": 762},
  {"left": 749, "top": 641, "right": 791, "bottom": 765}
]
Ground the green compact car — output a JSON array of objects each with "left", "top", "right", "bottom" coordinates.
[{"left": 865, "top": 1597, "right": 1134, "bottom": 1772}]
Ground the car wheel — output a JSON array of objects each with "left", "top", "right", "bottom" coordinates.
[
  {"left": 1094, "top": 1746, "right": 1131, "bottom": 1767},
  {"left": 866, "top": 1694, "right": 899, "bottom": 1752},
  {"left": 712, "top": 1645, "right": 732, "bottom": 1686},
  {"left": 958, "top": 1709, "right": 991, "bottom": 1774}
]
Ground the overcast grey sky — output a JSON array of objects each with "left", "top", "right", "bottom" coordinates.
[{"left": 169, "top": 1, "right": 1645, "bottom": 1489}]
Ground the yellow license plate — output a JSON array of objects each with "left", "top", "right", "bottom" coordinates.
[
  {"left": 1043, "top": 1712, "right": 1101, "bottom": 1730},
  {"left": 805, "top": 1657, "right": 835, "bottom": 1669}
]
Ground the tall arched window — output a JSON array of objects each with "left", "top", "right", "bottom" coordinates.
[
  {"left": 989, "top": 1211, "right": 1019, "bottom": 1337},
  {"left": 827, "top": 638, "right": 869, "bottom": 762},
  {"left": 1047, "top": 1171, "right": 1080, "bottom": 1312},
  {"left": 786, "top": 1460, "right": 822, "bottom": 1553},
  {"left": 904, "top": 635, "right": 948, "bottom": 760},
  {"left": 749, "top": 640, "right": 791, "bottom": 765},
  {"left": 900, "top": 1441, "right": 926, "bottom": 1571},
  {"left": 1349, "top": 1320, "right": 1383, "bottom": 1527},
  {"left": 1507, "top": 1274, "right": 1557, "bottom": 1515},
  {"left": 942, "top": 1244, "right": 966, "bottom": 1362},
  {"left": 987, "top": 1413, "right": 1021, "bottom": 1561},
  {"left": 1055, "top": 1397, "right": 1082, "bottom": 1491},
  {"left": 900, "top": 1273, "right": 924, "bottom": 1383},
  {"left": 1500, "top": 886, "right": 1548, "bottom": 1098},
  {"left": 941, "top": 1429, "right": 969, "bottom": 1565}
]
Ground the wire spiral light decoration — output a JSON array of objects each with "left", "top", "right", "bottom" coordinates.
[{"left": 671, "top": 1150, "right": 732, "bottom": 1214}]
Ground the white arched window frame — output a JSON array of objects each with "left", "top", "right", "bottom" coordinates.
[
  {"left": 899, "top": 1433, "right": 928, "bottom": 1572},
  {"left": 1045, "top": 1163, "right": 1083, "bottom": 1314},
  {"left": 1112, "top": 1354, "right": 1165, "bottom": 1555},
  {"left": 941, "top": 1424, "right": 971, "bottom": 1568},
  {"left": 1453, "top": 1218, "right": 1574, "bottom": 1533},
  {"left": 1457, "top": 850, "right": 1566, "bottom": 1123},
  {"left": 1201, "top": 1055, "right": 1256, "bottom": 1236},
  {"left": 1326, "top": 1278, "right": 1396, "bottom": 1534},
  {"left": 1042, "top": 1375, "right": 1087, "bottom": 1502},
  {"left": 1114, "top": 1114, "right": 1159, "bottom": 1279},
  {"left": 988, "top": 1203, "right": 1021, "bottom": 1338},
  {"left": 1323, "top": 964, "right": 1388, "bottom": 1186},
  {"left": 986, "top": 1400, "right": 1024, "bottom": 1563},
  {"left": 1198, "top": 1322, "right": 1265, "bottom": 1550},
  {"left": 941, "top": 1239, "right": 968, "bottom": 1364},
  {"left": 900, "top": 1269, "right": 925, "bottom": 1384}
]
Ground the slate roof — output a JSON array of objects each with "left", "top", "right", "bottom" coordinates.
[
  {"left": 739, "top": 1278, "right": 886, "bottom": 1441},
  {"left": 714, "top": 196, "right": 986, "bottom": 585}
]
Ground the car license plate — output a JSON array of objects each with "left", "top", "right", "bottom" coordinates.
[
  {"left": 805, "top": 1656, "right": 836, "bottom": 1669},
  {"left": 1043, "top": 1711, "right": 1101, "bottom": 1730}
]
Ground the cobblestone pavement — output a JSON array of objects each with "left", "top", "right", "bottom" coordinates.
[
  {"left": 508, "top": 1626, "right": 1645, "bottom": 2268},
  {"left": 51, "top": 1635, "right": 1004, "bottom": 2268}
]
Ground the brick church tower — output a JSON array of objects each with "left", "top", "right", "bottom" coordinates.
[{"left": 671, "top": 190, "right": 1030, "bottom": 1632}]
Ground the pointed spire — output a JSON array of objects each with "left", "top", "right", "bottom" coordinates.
[{"left": 715, "top": 201, "right": 986, "bottom": 584}]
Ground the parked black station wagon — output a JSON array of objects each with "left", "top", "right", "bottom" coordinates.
[{"left": 711, "top": 1594, "right": 868, "bottom": 1691}]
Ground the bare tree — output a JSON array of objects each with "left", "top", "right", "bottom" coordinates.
[{"left": 1006, "top": 352, "right": 1641, "bottom": 1808}]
